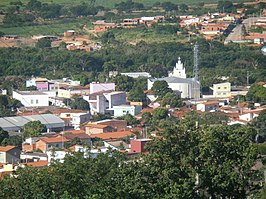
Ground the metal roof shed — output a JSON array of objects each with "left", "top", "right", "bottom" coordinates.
[{"left": 0, "top": 114, "right": 64, "bottom": 132}]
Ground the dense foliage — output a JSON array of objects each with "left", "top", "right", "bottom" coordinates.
[
  {"left": 22, "top": 120, "right": 46, "bottom": 138},
  {"left": 0, "top": 95, "right": 23, "bottom": 117},
  {"left": 0, "top": 117, "right": 261, "bottom": 198},
  {"left": 0, "top": 127, "right": 22, "bottom": 148},
  {"left": 0, "top": 39, "right": 265, "bottom": 91}
]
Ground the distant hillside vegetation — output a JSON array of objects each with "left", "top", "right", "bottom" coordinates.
[{"left": 0, "top": 0, "right": 253, "bottom": 9}]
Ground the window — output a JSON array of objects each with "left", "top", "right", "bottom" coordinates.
[
  {"left": 36, "top": 99, "right": 38, "bottom": 104},
  {"left": 31, "top": 99, "right": 34, "bottom": 104},
  {"left": 48, "top": 144, "right": 51, "bottom": 148},
  {"left": 224, "top": 87, "right": 227, "bottom": 89},
  {"left": 218, "top": 87, "right": 221, "bottom": 89},
  {"left": 55, "top": 144, "right": 59, "bottom": 147}
]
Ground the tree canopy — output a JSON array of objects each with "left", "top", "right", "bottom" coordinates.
[
  {"left": 0, "top": 119, "right": 260, "bottom": 198},
  {"left": 22, "top": 120, "right": 45, "bottom": 138},
  {"left": 151, "top": 80, "right": 173, "bottom": 98}
]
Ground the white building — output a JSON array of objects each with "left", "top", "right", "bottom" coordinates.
[
  {"left": 120, "top": 72, "right": 151, "bottom": 79},
  {"left": 72, "top": 113, "right": 91, "bottom": 129},
  {"left": 13, "top": 90, "right": 49, "bottom": 107},
  {"left": 84, "top": 91, "right": 126, "bottom": 115},
  {"left": 196, "top": 101, "right": 220, "bottom": 112},
  {"left": 148, "top": 58, "right": 200, "bottom": 99},
  {"left": 113, "top": 104, "right": 142, "bottom": 117},
  {"left": 239, "top": 112, "right": 259, "bottom": 122},
  {"left": 168, "top": 57, "right": 186, "bottom": 78}
]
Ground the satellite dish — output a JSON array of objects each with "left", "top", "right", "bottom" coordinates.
[{"left": 262, "top": 46, "right": 266, "bottom": 55}]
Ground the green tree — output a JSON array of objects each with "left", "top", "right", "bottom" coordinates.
[
  {"left": 128, "top": 86, "right": 146, "bottom": 102},
  {"left": 251, "top": 109, "right": 266, "bottom": 142},
  {"left": 151, "top": 80, "right": 173, "bottom": 98},
  {"left": 22, "top": 120, "right": 45, "bottom": 138},
  {"left": 1, "top": 135, "right": 22, "bottom": 148},
  {"left": 246, "top": 84, "right": 266, "bottom": 104},
  {"left": 161, "top": 92, "right": 183, "bottom": 108},
  {"left": 35, "top": 38, "right": 52, "bottom": 48},
  {"left": 152, "top": 107, "right": 169, "bottom": 121},
  {"left": 113, "top": 75, "right": 134, "bottom": 92},
  {"left": 119, "top": 113, "right": 138, "bottom": 126},
  {"left": 0, "top": 127, "right": 9, "bottom": 144},
  {"left": 197, "top": 125, "right": 257, "bottom": 198},
  {"left": 70, "top": 97, "right": 90, "bottom": 111}
]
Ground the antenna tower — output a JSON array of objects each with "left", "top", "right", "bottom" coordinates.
[{"left": 193, "top": 43, "right": 199, "bottom": 81}]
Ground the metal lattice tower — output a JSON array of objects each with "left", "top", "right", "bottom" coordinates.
[{"left": 193, "top": 43, "right": 199, "bottom": 81}]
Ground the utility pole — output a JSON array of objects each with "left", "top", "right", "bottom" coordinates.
[{"left": 193, "top": 43, "right": 199, "bottom": 81}]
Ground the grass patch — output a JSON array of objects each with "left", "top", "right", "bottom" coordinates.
[
  {"left": 0, "top": 18, "right": 93, "bottom": 37},
  {"left": 112, "top": 27, "right": 186, "bottom": 44}
]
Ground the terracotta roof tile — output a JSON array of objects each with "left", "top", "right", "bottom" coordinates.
[
  {"left": 24, "top": 160, "right": 48, "bottom": 167},
  {"left": 38, "top": 136, "right": 70, "bottom": 143},
  {"left": 62, "top": 129, "right": 85, "bottom": 134},
  {"left": 90, "top": 131, "right": 135, "bottom": 140},
  {"left": 85, "top": 123, "right": 109, "bottom": 129},
  {"left": 0, "top": 146, "right": 16, "bottom": 152}
]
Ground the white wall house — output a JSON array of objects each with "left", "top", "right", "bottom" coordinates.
[
  {"left": 113, "top": 105, "right": 142, "bottom": 117},
  {"left": 148, "top": 58, "right": 200, "bottom": 99},
  {"left": 239, "top": 113, "right": 258, "bottom": 122},
  {"left": 196, "top": 101, "right": 220, "bottom": 112},
  {"left": 84, "top": 91, "right": 126, "bottom": 115},
  {"left": 13, "top": 91, "right": 49, "bottom": 107},
  {"left": 120, "top": 72, "right": 151, "bottom": 79},
  {"left": 72, "top": 113, "right": 91, "bottom": 129}
]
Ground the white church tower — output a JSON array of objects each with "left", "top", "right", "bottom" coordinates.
[{"left": 169, "top": 57, "right": 187, "bottom": 78}]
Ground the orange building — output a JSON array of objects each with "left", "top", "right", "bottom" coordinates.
[{"left": 35, "top": 136, "right": 70, "bottom": 152}]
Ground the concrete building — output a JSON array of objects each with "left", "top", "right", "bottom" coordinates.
[
  {"left": 35, "top": 136, "right": 70, "bottom": 152},
  {"left": 211, "top": 82, "right": 231, "bottom": 98},
  {"left": 71, "top": 113, "right": 91, "bottom": 130},
  {"left": 94, "top": 119, "right": 128, "bottom": 131},
  {"left": 196, "top": 101, "right": 220, "bottom": 112},
  {"left": 85, "top": 123, "right": 114, "bottom": 134},
  {"left": 120, "top": 72, "right": 151, "bottom": 78},
  {"left": 148, "top": 58, "right": 200, "bottom": 99},
  {"left": 84, "top": 91, "right": 126, "bottom": 115},
  {"left": 239, "top": 112, "right": 259, "bottom": 122},
  {"left": 57, "top": 85, "right": 90, "bottom": 99},
  {"left": 13, "top": 90, "right": 49, "bottom": 107},
  {"left": 113, "top": 104, "right": 142, "bottom": 117},
  {"left": 0, "top": 146, "right": 21, "bottom": 164}
]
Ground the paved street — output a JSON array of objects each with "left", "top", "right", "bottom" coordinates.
[{"left": 225, "top": 17, "right": 259, "bottom": 43}]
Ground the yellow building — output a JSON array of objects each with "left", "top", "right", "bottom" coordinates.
[
  {"left": 211, "top": 82, "right": 231, "bottom": 98},
  {"left": 58, "top": 88, "right": 72, "bottom": 99}
]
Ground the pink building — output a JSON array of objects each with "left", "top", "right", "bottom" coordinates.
[{"left": 89, "top": 82, "right": 115, "bottom": 94}]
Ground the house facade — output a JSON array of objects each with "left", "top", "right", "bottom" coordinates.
[
  {"left": 113, "top": 105, "right": 142, "bottom": 117},
  {"left": 212, "top": 82, "right": 231, "bottom": 98},
  {"left": 0, "top": 146, "right": 21, "bottom": 164},
  {"left": 35, "top": 136, "right": 70, "bottom": 152},
  {"left": 13, "top": 90, "right": 49, "bottom": 107},
  {"left": 196, "top": 101, "right": 220, "bottom": 112}
]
